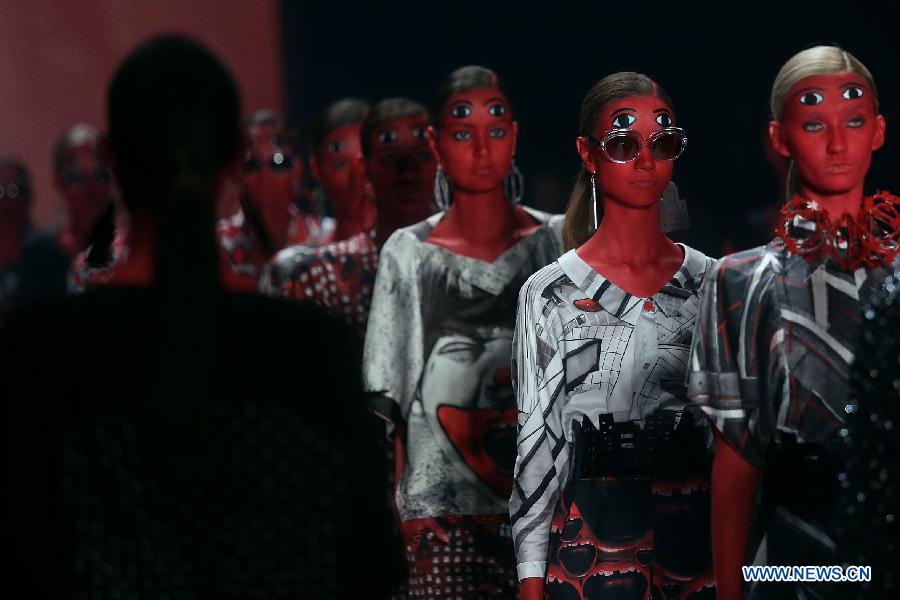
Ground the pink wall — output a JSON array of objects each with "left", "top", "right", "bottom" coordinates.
[{"left": 0, "top": 0, "right": 283, "bottom": 227}]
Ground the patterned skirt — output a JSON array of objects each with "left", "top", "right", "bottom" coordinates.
[{"left": 398, "top": 514, "right": 517, "bottom": 599}]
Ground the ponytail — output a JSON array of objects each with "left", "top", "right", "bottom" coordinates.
[{"left": 562, "top": 170, "right": 595, "bottom": 251}]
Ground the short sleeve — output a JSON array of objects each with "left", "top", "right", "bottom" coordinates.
[
  {"left": 687, "top": 251, "right": 778, "bottom": 468},
  {"left": 509, "top": 267, "right": 572, "bottom": 581},
  {"left": 258, "top": 247, "right": 318, "bottom": 299},
  {"left": 362, "top": 231, "right": 423, "bottom": 424}
]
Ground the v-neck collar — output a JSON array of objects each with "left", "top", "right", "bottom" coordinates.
[
  {"left": 557, "top": 243, "right": 706, "bottom": 323},
  {"left": 404, "top": 207, "right": 562, "bottom": 295}
]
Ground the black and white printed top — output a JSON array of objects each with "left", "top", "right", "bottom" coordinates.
[
  {"left": 510, "top": 244, "right": 714, "bottom": 581},
  {"left": 363, "top": 208, "right": 564, "bottom": 522}
]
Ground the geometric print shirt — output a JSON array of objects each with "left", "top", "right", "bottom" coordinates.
[
  {"left": 686, "top": 240, "right": 900, "bottom": 574},
  {"left": 687, "top": 240, "right": 899, "bottom": 469},
  {"left": 510, "top": 244, "right": 714, "bottom": 580}
]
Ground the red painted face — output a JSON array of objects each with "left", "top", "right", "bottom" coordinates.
[
  {"left": 313, "top": 122, "right": 368, "bottom": 219},
  {"left": 241, "top": 121, "right": 303, "bottom": 250},
  {"left": 432, "top": 86, "right": 517, "bottom": 195},
  {"left": 579, "top": 95, "right": 676, "bottom": 208},
  {"left": 364, "top": 114, "right": 436, "bottom": 226},
  {"left": 56, "top": 137, "right": 114, "bottom": 244},
  {"left": 770, "top": 72, "right": 885, "bottom": 197}
]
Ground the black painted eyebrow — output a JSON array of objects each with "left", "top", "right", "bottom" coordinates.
[
  {"left": 451, "top": 99, "right": 474, "bottom": 106},
  {"left": 839, "top": 81, "right": 866, "bottom": 89},
  {"left": 653, "top": 108, "right": 672, "bottom": 113},
  {"left": 483, "top": 97, "right": 504, "bottom": 106},
  {"left": 610, "top": 107, "right": 636, "bottom": 116},
  {"left": 795, "top": 86, "right": 825, "bottom": 94}
]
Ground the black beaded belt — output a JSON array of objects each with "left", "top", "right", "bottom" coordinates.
[{"left": 573, "top": 409, "right": 713, "bottom": 480}]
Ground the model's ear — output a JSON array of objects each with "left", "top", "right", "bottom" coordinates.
[
  {"left": 576, "top": 136, "right": 597, "bottom": 174},
  {"left": 427, "top": 125, "right": 441, "bottom": 167},
  {"left": 768, "top": 120, "right": 791, "bottom": 159},
  {"left": 872, "top": 114, "right": 887, "bottom": 151}
]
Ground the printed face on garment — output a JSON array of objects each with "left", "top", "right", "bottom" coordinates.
[
  {"left": 314, "top": 122, "right": 369, "bottom": 220},
  {"left": 55, "top": 136, "right": 114, "bottom": 244},
  {"left": 579, "top": 95, "right": 677, "bottom": 209},
  {"left": 420, "top": 326, "right": 517, "bottom": 499},
  {"left": 364, "top": 114, "right": 435, "bottom": 225},
  {"left": 431, "top": 86, "right": 517, "bottom": 195},
  {"left": 242, "top": 120, "right": 303, "bottom": 250},
  {"left": 770, "top": 73, "right": 885, "bottom": 197}
]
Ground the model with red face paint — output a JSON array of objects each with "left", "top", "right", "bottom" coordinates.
[
  {"left": 688, "top": 46, "right": 896, "bottom": 600},
  {"left": 361, "top": 97, "right": 437, "bottom": 246},
  {"left": 363, "top": 67, "right": 565, "bottom": 599},
  {"left": 53, "top": 124, "right": 132, "bottom": 292},
  {"left": 512, "top": 73, "right": 716, "bottom": 600},
  {"left": 261, "top": 100, "right": 380, "bottom": 348},
  {"left": 217, "top": 110, "right": 331, "bottom": 292},
  {"left": 53, "top": 125, "right": 117, "bottom": 258},
  {"left": 310, "top": 98, "right": 375, "bottom": 243}
]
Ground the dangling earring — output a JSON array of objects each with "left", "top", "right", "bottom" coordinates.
[
  {"left": 434, "top": 165, "right": 451, "bottom": 211},
  {"left": 504, "top": 159, "right": 524, "bottom": 205},
  {"left": 311, "top": 186, "right": 328, "bottom": 218},
  {"left": 590, "top": 172, "right": 599, "bottom": 231}
]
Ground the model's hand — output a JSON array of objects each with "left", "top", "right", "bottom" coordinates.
[
  {"left": 400, "top": 517, "right": 450, "bottom": 543},
  {"left": 519, "top": 576, "right": 544, "bottom": 600}
]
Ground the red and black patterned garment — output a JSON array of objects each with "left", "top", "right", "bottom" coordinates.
[
  {"left": 217, "top": 208, "right": 334, "bottom": 293},
  {"left": 260, "top": 229, "right": 378, "bottom": 347},
  {"left": 688, "top": 193, "right": 900, "bottom": 599}
]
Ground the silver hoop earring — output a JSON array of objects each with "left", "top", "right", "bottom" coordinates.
[
  {"left": 590, "top": 172, "right": 599, "bottom": 231},
  {"left": 434, "top": 166, "right": 451, "bottom": 211},
  {"left": 504, "top": 159, "right": 524, "bottom": 205}
]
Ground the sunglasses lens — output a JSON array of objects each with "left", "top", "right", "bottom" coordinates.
[
  {"left": 604, "top": 133, "right": 640, "bottom": 162},
  {"left": 650, "top": 131, "right": 684, "bottom": 160}
]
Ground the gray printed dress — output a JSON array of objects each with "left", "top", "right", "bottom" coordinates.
[
  {"left": 511, "top": 245, "right": 716, "bottom": 600},
  {"left": 687, "top": 234, "right": 900, "bottom": 600},
  {"left": 364, "top": 207, "right": 564, "bottom": 599}
]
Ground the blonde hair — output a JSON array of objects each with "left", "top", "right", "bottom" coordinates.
[
  {"left": 771, "top": 46, "right": 879, "bottom": 198},
  {"left": 562, "top": 72, "right": 673, "bottom": 250}
]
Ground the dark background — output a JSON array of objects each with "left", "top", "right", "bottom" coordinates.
[{"left": 281, "top": 0, "right": 897, "bottom": 256}]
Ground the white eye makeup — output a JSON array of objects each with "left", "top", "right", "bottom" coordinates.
[
  {"left": 412, "top": 127, "right": 427, "bottom": 140},
  {"left": 488, "top": 103, "right": 506, "bottom": 117},
  {"left": 842, "top": 86, "right": 865, "bottom": 100},
  {"left": 377, "top": 130, "right": 398, "bottom": 144},
  {"left": 655, "top": 113, "right": 673, "bottom": 127},
  {"left": 612, "top": 113, "right": 636, "bottom": 128},
  {"left": 799, "top": 92, "right": 825, "bottom": 106},
  {"left": 450, "top": 105, "right": 472, "bottom": 118}
]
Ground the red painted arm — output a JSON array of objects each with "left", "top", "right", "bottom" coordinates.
[
  {"left": 520, "top": 577, "right": 544, "bottom": 600},
  {"left": 711, "top": 434, "right": 760, "bottom": 600}
]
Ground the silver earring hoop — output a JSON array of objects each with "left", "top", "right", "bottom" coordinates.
[
  {"left": 504, "top": 159, "right": 524, "bottom": 205},
  {"left": 434, "top": 166, "right": 451, "bottom": 211},
  {"left": 590, "top": 172, "right": 599, "bottom": 231}
]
